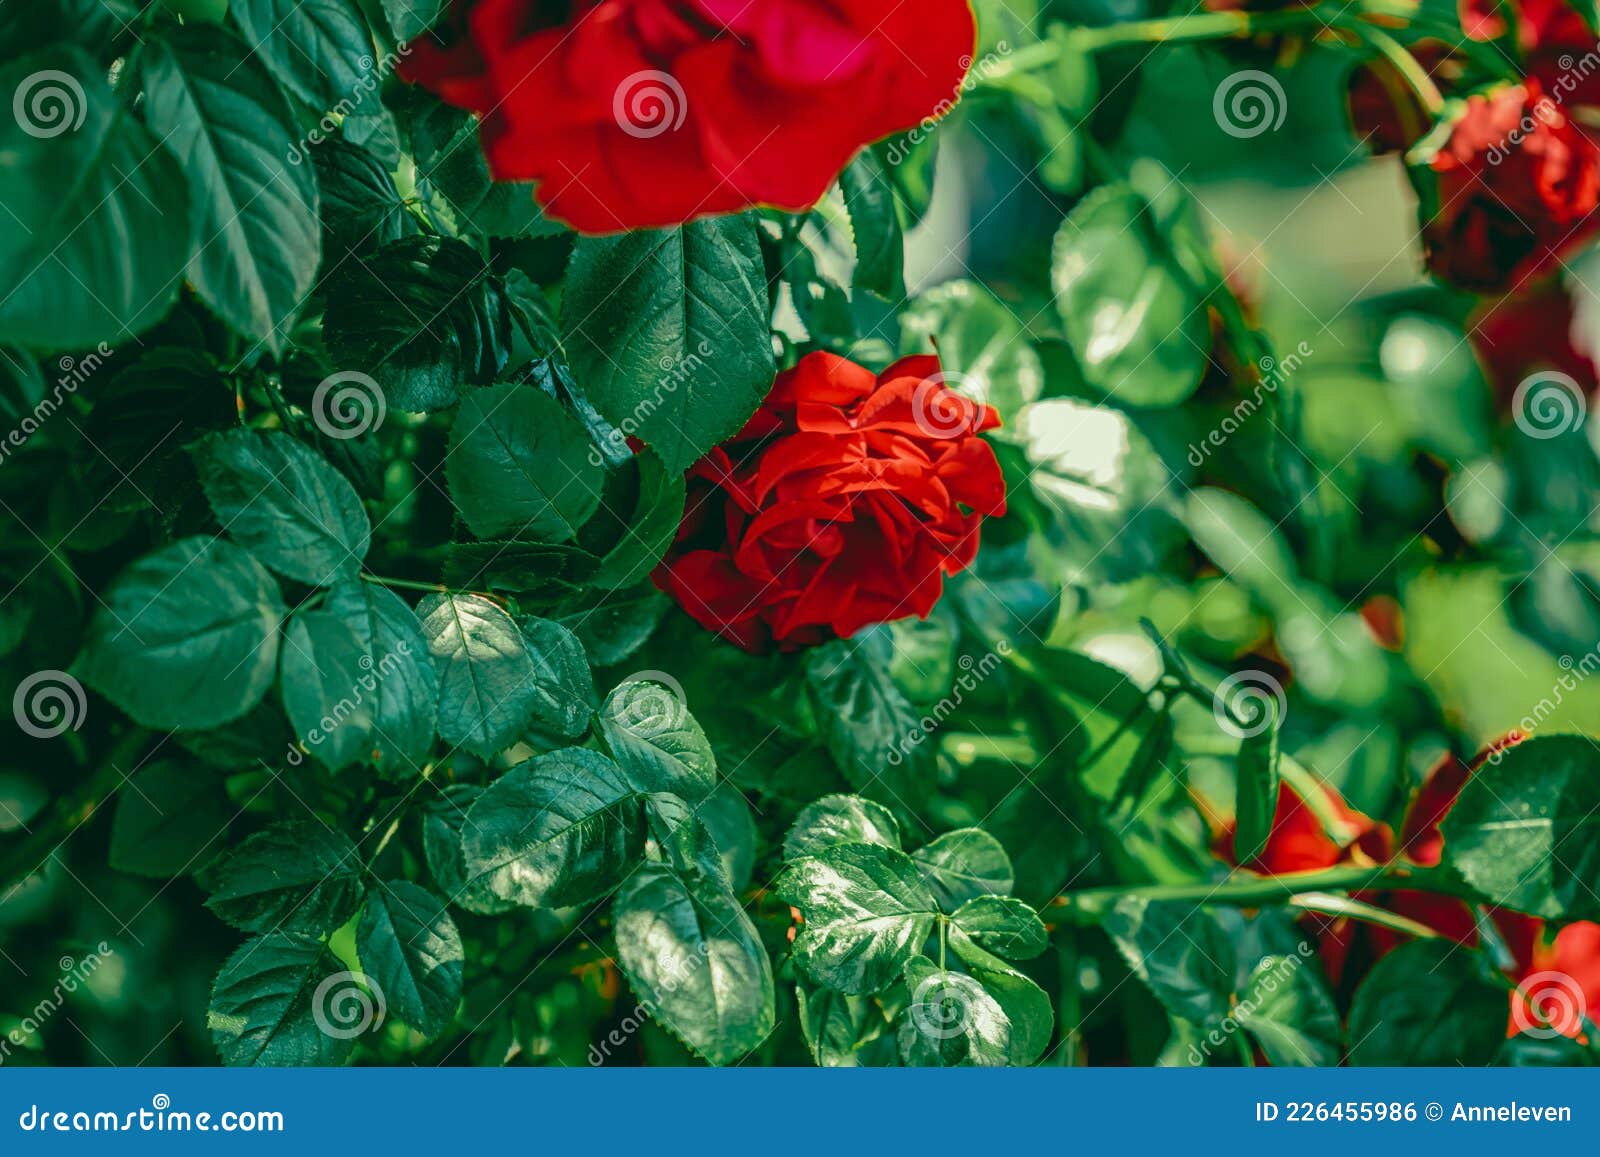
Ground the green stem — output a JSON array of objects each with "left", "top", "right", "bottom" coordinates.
[
  {"left": 361, "top": 572, "right": 448, "bottom": 595},
  {"left": 1290, "top": 892, "right": 1443, "bottom": 940},
  {"left": 1056, "top": 864, "right": 1462, "bottom": 918},
  {"left": 1349, "top": 24, "right": 1446, "bottom": 115}
]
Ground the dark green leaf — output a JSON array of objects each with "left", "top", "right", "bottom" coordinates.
[
  {"left": 951, "top": 895, "right": 1047, "bottom": 961},
  {"left": 839, "top": 149, "right": 905, "bottom": 299},
  {"left": 913, "top": 829, "right": 1014, "bottom": 910},
  {"left": 1233, "top": 700, "right": 1282, "bottom": 865},
  {"left": 590, "top": 451, "right": 685, "bottom": 590},
  {"left": 519, "top": 616, "right": 596, "bottom": 739},
  {"left": 109, "top": 760, "right": 232, "bottom": 878},
  {"left": 229, "top": 0, "right": 375, "bottom": 110},
  {"left": 805, "top": 635, "right": 933, "bottom": 806},
  {"left": 417, "top": 592, "right": 540, "bottom": 759},
  {"left": 422, "top": 784, "right": 515, "bottom": 916},
  {"left": 209, "top": 932, "right": 356, "bottom": 1066},
  {"left": 1347, "top": 940, "right": 1508, "bottom": 1066},
  {"left": 206, "top": 820, "right": 363, "bottom": 935},
  {"left": 897, "top": 955, "right": 1011, "bottom": 1066},
  {"left": 563, "top": 215, "right": 774, "bottom": 473},
  {"left": 461, "top": 748, "right": 645, "bottom": 908},
  {"left": 1103, "top": 897, "right": 1235, "bottom": 1024},
  {"left": 447, "top": 383, "right": 604, "bottom": 541},
  {"left": 1235, "top": 953, "right": 1342, "bottom": 1067},
  {"left": 784, "top": 794, "right": 902, "bottom": 862},
  {"left": 195, "top": 430, "right": 371, "bottom": 586},
  {"left": 357, "top": 880, "right": 463, "bottom": 1039},
  {"left": 78, "top": 537, "right": 285, "bottom": 730},
  {"left": 796, "top": 986, "right": 889, "bottom": 1067},
  {"left": 949, "top": 932, "right": 1053, "bottom": 1065},
  {"left": 599, "top": 677, "right": 716, "bottom": 801}
]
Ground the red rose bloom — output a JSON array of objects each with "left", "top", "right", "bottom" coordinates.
[
  {"left": 403, "top": 0, "right": 977, "bottom": 233},
  {"left": 1461, "top": 0, "right": 1600, "bottom": 107},
  {"left": 652, "top": 351, "right": 1006, "bottom": 653},
  {"left": 1469, "top": 285, "right": 1599, "bottom": 408},
  {"left": 1418, "top": 81, "right": 1600, "bottom": 293}
]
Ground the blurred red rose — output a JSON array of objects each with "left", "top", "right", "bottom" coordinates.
[
  {"left": 1416, "top": 81, "right": 1600, "bottom": 293},
  {"left": 1460, "top": 0, "right": 1600, "bottom": 107},
  {"left": 653, "top": 352, "right": 1006, "bottom": 653},
  {"left": 1469, "top": 284, "right": 1599, "bottom": 408},
  {"left": 1348, "top": 42, "right": 1456, "bottom": 154},
  {"left": 402, "top": 0, "right": 977, "bottom": 233}
]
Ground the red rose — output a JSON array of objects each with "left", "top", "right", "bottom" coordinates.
[
  {"left": 1461, "top": 0, "right": 1600, "bottom": 107},
  {"left": 652, "top": 351, "right": 1006, "bottom": 653},
  {"left": 1347, "top": 42, "right": 1456, "bottom": 154},
  {"left": 1469, "top": 285, "right": 1599, "bottom": 408},
  {"left": 1417, "top": 81, "right": 1600, "bottom": 293},
  {"left": 403, "top": 0, "right": 977, "bottom": 233}
]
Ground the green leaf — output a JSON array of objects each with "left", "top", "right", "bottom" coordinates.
[
  {"left": 142, "top": 28, "right": 320, "bottom": 355},
  {"left": 563, "top": 215, "right": 775, "bottom": 473},
  {"left": 951, "top": 896, "right": 1047, "bottom": 961},
  {"left": 913, "top": 829, "right": 1015, "bottom": 910},
  {"left": 1441, "top": 734, "right": 1600, "bottom": 919},
  {"left": 699, "top": 784, "right": 758, "bottom": 892},
  {"left": 447, "top": 384, "right": 604, "bottom": 542},
  {"left": 1347, "top": 940, "right": 1508, "bottom": 1066},
  {"left": 209, "top": 932, "right": 356, "bottom": 1066},
  {"left": 0, "top": 47, "right": 190, "bottom": 350},
  {"left": 313, "top": 581, "right": 437, "bottom": 776},
  {"left": 195, "top": 430, "right": 371, "bottom": 586},
  {"left": 519, "top": 616, "right": 596, "bottom": 740},
  {"left": 206, "top": 820, "right": 363, "bottom": 935},
  {"left": 777, "top": 842, "right": 938, "bottom": 995},
  {"left": 590, "top": 451, "right": 685, "bottom": 590},
  {"left": 839, "top": 149, "right": 905, "bottom": 299},
  {"left": 796, "top": 986, "right": 889, "bottom": 1067},
  {"left": 442, "top": 540, "right": 600, "bottom": 601},
  {"left": 357, "top": 880, "right": 463, "bottom": 1039},
  {"left": 599, "top": 678, "right": 716, "bottom": 802},
  {"left": 949, "top": 932, "right": 1053, "bottom": 1065},
  {"left": 109, "top": 760, "right": 232, "bottom": 878},
  {"left": 322, "top": 235, "right": 511, "bottom": 413},
  {"left": 784, "top": 794, "right": 902, "bottom": 862},
  {"left": 1051, "top": 183, "right": 1208, "bottom": 407},
  {"left": 78, "top": 537, "right": 285, "bottom": 730},
  {"left": 612, "top": 858, "right": 775, "bottom": 1065},
  {"left": 1234, "top": 953, "right": 1342, "bottom": 1067},
  {"left": 417, "top": 592, "right": 540, "bottom": 759},
  {"left": 403, "top": 92, "right": 562, "bottom": 238},
  {"left": 1103, "top": 897, "right": 1235, "bottom": 1024},
  {"left": 897, "top": 955, "right": 1011, "bottom": 1066},
  {"left": 311, "top": 138, "right": 416, "bottom": 263},
  {"left": 229, "top": 0, "right": 375, "bottom": 110},
  {"left": 380, "top": 0, "right": 444, "bottom": 39},
  {"left": 1233, "top": 699, "right": 1282, "bottom": 865},
  {"left": 805, "top": 635, "right": 933, "bottom": 806},
  {"left": 461, "top": 748, "right": 646, "bottom": 908},
  {"left": 421, "top": 784, "right": 515, "bottom": 916}
]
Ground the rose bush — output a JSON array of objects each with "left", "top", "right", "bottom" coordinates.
[{"left": 6, "top": 0, "right": 1600, "bottom": 1072}]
